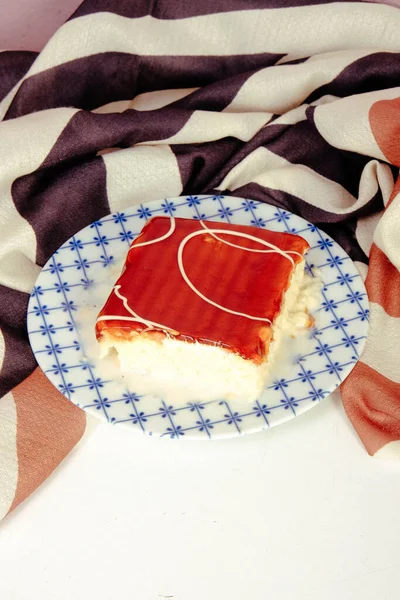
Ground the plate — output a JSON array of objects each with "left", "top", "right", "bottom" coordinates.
[{"left": 27, "top": 195, "right": 369, "bottom": 439}]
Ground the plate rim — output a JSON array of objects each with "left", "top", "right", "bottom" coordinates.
[{"left": 27, "top": 194, "right": 369, "bottom": 440}]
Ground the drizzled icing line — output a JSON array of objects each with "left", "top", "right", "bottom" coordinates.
[
  {"left": 96, "top": 285, "right": 179, "bottom": 334},
  {"left": 130, "top": 215, "right": 176, "bottom": 250},
  {"left": 178, "top": 228, "right": 293, "bottom": 324},
  {"left": 96, "top": 217, "right": 304, "bottom": 331},
  {"left": 199, "top": 220, "right": 302, "bottom": 260}
]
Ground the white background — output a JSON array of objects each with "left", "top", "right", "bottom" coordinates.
[{"left": 1, "top": 390, "right": 400, "bottom": 600}]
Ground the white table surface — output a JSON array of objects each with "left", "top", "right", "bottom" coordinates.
[{"left": 1, "top": 390, "right": 400, "bottom": 600}]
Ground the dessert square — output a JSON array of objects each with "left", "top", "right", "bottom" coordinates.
[{"left": 96, "top": 216, "right": 310, "bottom": 402}]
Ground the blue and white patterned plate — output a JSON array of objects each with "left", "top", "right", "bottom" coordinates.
[{"left": 27, "top": 196, "right": 369, "bottom": 439}]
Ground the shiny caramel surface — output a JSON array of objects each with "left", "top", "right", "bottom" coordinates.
[{"left": 96, "top": 217, "right": 309, "bottom": 362}]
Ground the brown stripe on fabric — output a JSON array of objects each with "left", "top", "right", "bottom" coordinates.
[
  {"left": 40, "top": 109, "right": 194, "bottom": 168},
  {"left": 5, "top": 51, "right": 283, "bottom": 119},
  {"left": 8, "top": 367, "right": 86, "bottom": 514},
  {"left": 321, "top": 220, "right": 368, "bottom": 265},
  {"left": 0, "top": 51, "right": 37, "bottom": 102},
  {"left": 369, "top": 97, "right": 400, "bottom": 167},
  {"left": 366, "top": 244, "right": 400, "bottom": 318},
  {"left": 41, "top": 66, "right": 266, "bottom": 164},
  {"left": 227, "top": 181, "right": 384, "bottom": 225},
  {"left": 0, "top": 285, "right": 36, "bottom": 399},
  {"left": 341, "top": 361, "right": 400, "bottom": 456},
  {"left": 306, "top": 52, "right": 400, "bottom": 105},
  {"left": 173, "top": 138, "right": 242, "bottom": 195},
  {"left": 12, "top": 155, "right": 109, "bottom": 266},
  {"left": 203, "top": 108, "right": 395, "bottom": 205},
  {"left": 70, "top": 0, "right": 364, "bottom": 20},
  {"left": 257, "top": 119, "right": 396, "bottom": 199},
  {"left": 170, "top": 67, "right": 275, "bottom": 113}
]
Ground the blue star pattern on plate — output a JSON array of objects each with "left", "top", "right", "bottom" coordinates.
[{"left": 27, "top": 196, "right": 369, "bottom": 440}]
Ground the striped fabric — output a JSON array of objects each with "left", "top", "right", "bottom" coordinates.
[{"left": 0, "top": 0, "right": 399, "bottom": 518}]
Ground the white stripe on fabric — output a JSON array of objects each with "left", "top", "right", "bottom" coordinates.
[
  {"left": 313, "top": 87, "right": 400, "bottom": 162},
  {"left": 152, "top": 110, "right": 272, "bottom": 145},
  {"left": 0, "top": 392, "right": 18, "bottom": 520},
  {"left": 224, "top": 50, "right": 373, "bottom": 114},
  {"left": 269, "top": 105, "right": 308, "bottom": 126},
  {"left": 373, "top": 190, "right": 400, "bottom": 271},
  {"left": 354, "top": 261, "right": 368, "bottom": 282},
  {"left": 12, "top": 5, "right": 400, "bottom": 69},
  {"left": 361, "top": 302, "right": 400, "bottom": 384},
  {"left": 358, "top": 161, "right": 394, "bottom": 208},
  {"left": 356, "top": 211, "right": 383, "bottom": 258},
  {"left": 0, "top": 254, "right": 41, "bottom": 294},
  {"left": 103, "top": 145, "right": 182, "bottom": 213},
  {"left": 265, "top": 95, "right": 339, "bottom": 128},
  {"left": 93, "top": 88, "right": 198, "bottom": 114},
  {"left": 0, "top": 108, "right": 78, "bottom": 293},
  {"left": 2, "top": 3, "right": 400, "bottom": 117},
  {"left": 217, "top": 147, "right": 381, "bottom": 213}
]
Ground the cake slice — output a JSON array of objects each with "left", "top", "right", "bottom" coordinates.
[{"left": 95, "top": 216, "right": 311, "bottom": 402}]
